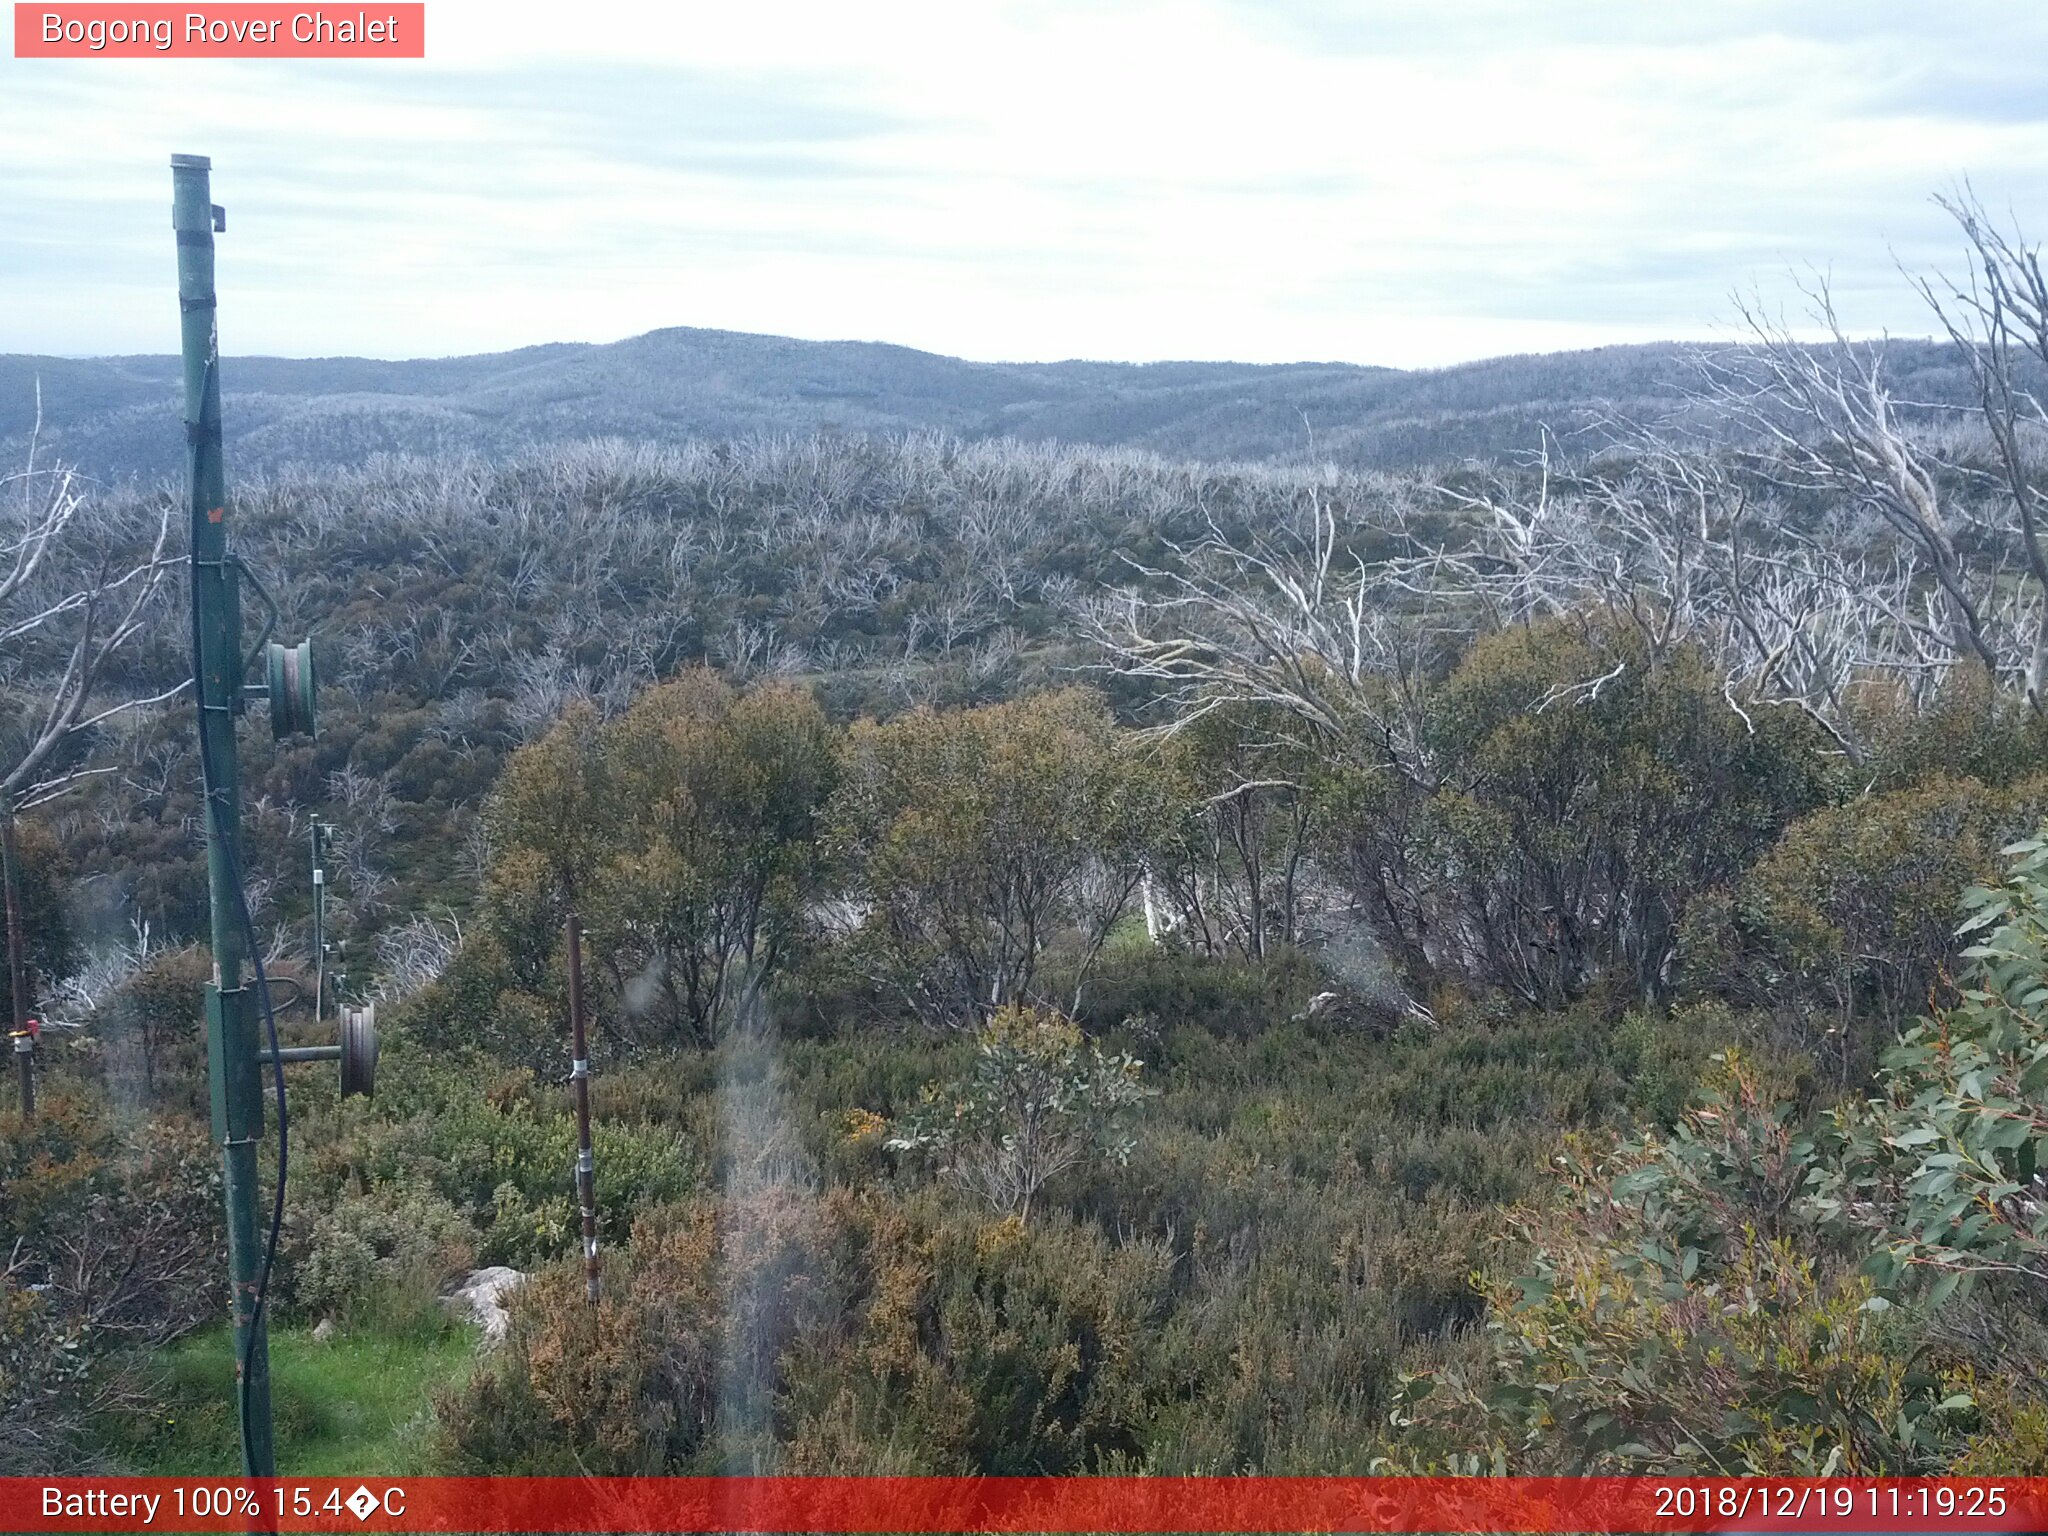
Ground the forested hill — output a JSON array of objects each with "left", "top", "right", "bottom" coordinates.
[{"left": 0, "top": 326, "right": 1975, "bottom": 481}]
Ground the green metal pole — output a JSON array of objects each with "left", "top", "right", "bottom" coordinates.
[{"left": 173, "top": 152, "right": 274, "bottom": 1478}]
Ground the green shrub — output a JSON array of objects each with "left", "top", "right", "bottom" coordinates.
[
  {"left": 439, "top": 1192, "right": 825, "bottom": 1473},
  {"left": 480, "top": 674, "right": 839, "bottom": 1050},
  {"left": 4, "top": 817, "right": 79, "bottom": 998},
  {"left": 1608, "top": 1000, "right": 1762, "bottom": 1127},
  {"left": 826, "top": 689, "right": 1165, "bottom": 1028},
  {"left": 888, "top": 1005, "right": 1152, "bottom": 1219},
  {"left": 1074, "top": 945, "right": 1325, "bottom": 1042},
  {"left": 776, "top": 1192, "right": 1174, "bottom": 1475},
  {"left": 0, "top": 1282, "right": 91, "bottom": 1475},
  {"left": 1396, "top": 830, "right": 2048, "bottom": 1479},
  {"left": 1856, "top": 663, "right": 2048, "bottom": 792},
  {"left": 1392, "top": 1224, "right": 1972, "bottom": 1474},
  {"left": 286, "top": 1185, "right": 475, "bottom": 1329},
  {"left": 1326, "top": 615, "right": 1828, "bottom": 1007},
  {"left": 1143, "top": 704, "right": 1322, "bottom": 961},
  {"left": 0, "top": 1094, "right": 220, "bottom": 1341},
  {"left": 91, "top": 945, "right": 210, "bottom": 1112},
  {"left": 906, "top": 1206, "right": 1170, "bottom": 1473},
  {"left": 1684, "top": 774, "right": 2048, "bottom": 1075},
  {"left": 288, "top": 1050, "right": 696, "bottom": 1268},
  {"left": 0, "top": 1093, "right": 221, "bottom": 1472},
  {"left": 391, "top": 934, "right": 560, "bottom": 1070},
  {"left": 1816, "top": 828, "right": 2048, "bottom": 1298},
  {"left": 1387, "top": 1057, "right": 1986, "bottom": 1474},
  {"left": 438, "top": 1199, "right": 724, "bottom": 1473}
]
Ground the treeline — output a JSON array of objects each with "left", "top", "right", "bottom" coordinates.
[
  {"left": 450, "top": 625, "right": 2048, "bottom": 1056},
  {"left": 9, "top": 330, "right": 1986, "bottom": 483},
  {"left": 28, "top": 432, "right": 1440, "bottom": 988},
  {"left": 31, "top": 413, "right": 2034, "bottom": 1013}
]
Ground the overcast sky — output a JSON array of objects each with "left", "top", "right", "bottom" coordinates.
[{"left": 4, "top": 0, "right": 2046, "bottom": 367}]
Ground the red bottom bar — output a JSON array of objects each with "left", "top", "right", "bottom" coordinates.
[{"left": 8, "top": 1476, "right": 2047, "bottom": 1534}]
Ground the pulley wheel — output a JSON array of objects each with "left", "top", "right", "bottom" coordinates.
[
  {"left": 266, "top": 638, "right": 317, "bottom": 739},
  {"left": 339, "top": 1003, "right": 377, "bottom": 1098}
]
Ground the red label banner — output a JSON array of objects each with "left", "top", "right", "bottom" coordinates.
[
  {"left": 13, "top": 4, "right": 424, "bottom": 57},
  {"left": 4, "top": 1477, "right": 2047, "bottom": 1534}
]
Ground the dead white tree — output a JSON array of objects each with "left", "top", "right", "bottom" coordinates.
[
  {"left": 1421, "top": 424, "right": 1925, "bottom": 758},
  {"left": 375, "top": 907, "right": 464, "bottom": 1001},
  {"left": 2, "top": 437, "right": 181, "bottom": 816},
  {"left": 1910, "top": 185, "right": 2048, "bottom": 707},
  {"left": 1078, "top": 476, "right": 1441, "bottom": 781},
  {"left": 1699, "top": 280, "right": 2030, "bottom": 702},
  {"left": 2, "top": 414, "right": 180, "bottom": 1084}
]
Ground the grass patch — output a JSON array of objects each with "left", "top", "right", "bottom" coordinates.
[{"left": 104, "top": 1319, "right": 478, "bottom": 1476}]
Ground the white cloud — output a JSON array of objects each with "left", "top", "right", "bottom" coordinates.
[{"left": 2, "top": 0, "right": 2044, "bottom": 365}]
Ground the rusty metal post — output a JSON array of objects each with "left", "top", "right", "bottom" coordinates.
[{"left": 566, "top": 913, "right": 600, "bottom": 1302}]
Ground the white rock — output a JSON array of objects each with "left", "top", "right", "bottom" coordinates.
[{"left": 441, "top": 1265, "right": 528, "bottom": 1345}]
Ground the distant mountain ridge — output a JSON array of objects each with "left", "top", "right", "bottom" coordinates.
[{"left": 0, "top": 325, "right": 1976, "bottom": 482}]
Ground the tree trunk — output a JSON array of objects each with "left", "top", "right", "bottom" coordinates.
[{"left": 2, "top": 812, "right": 34, "bottom": 1121}]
